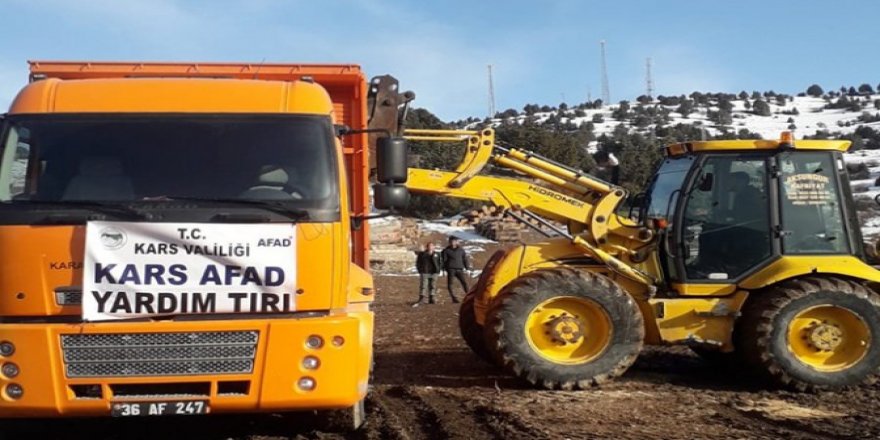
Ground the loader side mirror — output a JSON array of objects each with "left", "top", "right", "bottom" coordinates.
[{"left": 697, "top": 172, "right": 714, "bottom": 192}]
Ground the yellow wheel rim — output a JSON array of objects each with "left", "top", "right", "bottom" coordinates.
[
  {"left": 786, "top": 305, "right": 871, "bottom": 372},
  {"left": 525, "top": 296, "right": 612, "bottom": 365}
]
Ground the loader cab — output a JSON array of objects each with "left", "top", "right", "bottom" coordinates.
[{"left": 646, "top": 134, "right": 860, "bottom": 285}]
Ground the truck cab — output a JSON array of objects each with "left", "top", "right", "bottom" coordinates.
[{"left": 0, "top": 61, "right": 375, "bottom": 423}]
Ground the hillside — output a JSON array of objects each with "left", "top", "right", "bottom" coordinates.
[
  {"left": 474, "top": 87, "right": 880, "bottom": 152},
  {"left": 456, "top": 86, "right": 880, "bottom": 245}
]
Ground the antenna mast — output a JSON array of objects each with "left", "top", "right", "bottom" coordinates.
[
  {"left": 487, "top": 64, "right": 496, "bottom": 118},
  {"left": 645, "top": 57, "right": 654, "bottom": 99},
  {"left": 600, "top": 40, "right": 610, "bottom": 104}
]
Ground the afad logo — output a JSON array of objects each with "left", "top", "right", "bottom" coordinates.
[{"left": 99, "top": 227, "right": 127, "bottom": 250}]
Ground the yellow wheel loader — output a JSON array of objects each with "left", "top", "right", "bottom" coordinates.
[{"left": 371, "top": 125, "right": 880, "bottom": 392}]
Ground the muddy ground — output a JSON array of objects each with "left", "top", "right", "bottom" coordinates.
[{"left": 8, "top": 243, "right": 880, "bottom": 440}]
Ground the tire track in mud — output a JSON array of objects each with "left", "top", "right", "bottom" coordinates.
[
  {"left": 365, "top": 386, "right": 547, "bottom": 440},
  {"left": 713, "top": 400, "right": 854, "bottom": 440}
]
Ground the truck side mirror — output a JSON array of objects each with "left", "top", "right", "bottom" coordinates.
[
  {"left": 373, "top": 136, "right": 409, "bottom": 210},
  {"left": 373, "top": 184, "right": 409, "bottom": 210},
  {"left": 376, "top": 136, "right": 408, "bottom": 184}
]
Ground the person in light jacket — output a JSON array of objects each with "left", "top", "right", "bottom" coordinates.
[{"left": 412, "top": 242, "right": 443, "bottom": 307}]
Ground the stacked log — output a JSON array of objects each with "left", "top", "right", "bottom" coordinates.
[
  {"left": 474, "top": 217, "right": 525, "bottom": 242},
  {"left": 452, "top": 205, "right": 502, "bottom": 227},
  {"left": 368, "top": 217, "right": 421, "bottom": 273},
  {"left": 370, "top": 217, "right": 420, "bottom": 245},
  {"left": 449, "top": 205, "right": 525, "bottom": 242}
]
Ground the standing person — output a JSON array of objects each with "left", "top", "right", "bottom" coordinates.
[
  {"left": 442, "top": 236, "right": 469, "bottom": 303},
  {"left": 593, "top": 150, "right": 620, "bottom": 185},
  {"left": 412, "top": 242, "right": 442, "bottom": 307}
]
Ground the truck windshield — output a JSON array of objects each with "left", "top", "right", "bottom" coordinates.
[{"left": 0, "top": 114, "right": 339, "bottom": 220}]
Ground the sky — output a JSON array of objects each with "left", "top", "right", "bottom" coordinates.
[{"left": 0, "top": 0, "right": 877, "bottom": 121}]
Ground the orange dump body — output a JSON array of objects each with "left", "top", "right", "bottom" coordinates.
[{"left": 0, "top": 61, "right": 375, "bottom": 417}]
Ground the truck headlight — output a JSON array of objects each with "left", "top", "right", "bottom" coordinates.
[
  {"left": 5, "top": 383, "right": 22, "bottom": 400},
  {"left": 297, "top": 377, "right": 316, "bottom": 391},
  {"left": 1, "top": 363, "right": 18, "bottom": 378},
  {"left": 302, "top": 356, "right": 320, "bottom": 370},
  {"left": 0, "top": 341, "right": 14, "bottom": 357}
]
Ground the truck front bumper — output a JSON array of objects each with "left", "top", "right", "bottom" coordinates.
[{"left": 0, "top": 311, "right": 373, "bottom": 417}]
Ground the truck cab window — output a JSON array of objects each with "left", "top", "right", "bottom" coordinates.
[
  {"left": 0, "top": 126, "right": 31, "bottom": 200},
  {"left": 680, "top": 155, "right": 772, "bottom": 280},
  {"left": 0, "top": 115, "right": 340, "bottom": 219}
]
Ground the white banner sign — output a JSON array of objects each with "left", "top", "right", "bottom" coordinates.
[{"left": 83, "top": 221, "right": 297, "bottom": 321}]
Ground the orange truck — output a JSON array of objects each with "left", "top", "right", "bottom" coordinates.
[{"left": 0, "top": 61, "right": 409, "bottom": 428}]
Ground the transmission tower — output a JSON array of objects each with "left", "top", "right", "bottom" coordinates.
[
  {"left": 487, "top": 64, "right": 496, "bottom": 118},
  {"left": 645, "top": 57, "right": 654, "bottom": 99},
  {"left": 599, "top": 40, "right": 610, "bottom": 104}
]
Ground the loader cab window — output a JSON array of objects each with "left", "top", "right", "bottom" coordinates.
[
  {"left": 643, "top": 156, "right": 693, "bottom": 280},
  {"left": 678, "top": 155, "right": 772, "bottom": 280},
  {"left": 777, "top": 152, "right": 849, "bottom": 254},
  {"left": 644, "top": 156, "right": 694, "bottom": 222}
]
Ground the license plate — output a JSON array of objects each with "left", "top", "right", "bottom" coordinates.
[{"left": 111, "top": 400, "right": 209, "bottom": 417}]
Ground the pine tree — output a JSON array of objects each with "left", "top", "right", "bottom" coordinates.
[
  {"left": 753, "top": 99, "right": 771, "bottom": 116},
  {"left": 806, "top": 84, "right": 824, "bottom": 97},
  {"left": 676, "top": 100, "right": 695, "bottom": 118}
]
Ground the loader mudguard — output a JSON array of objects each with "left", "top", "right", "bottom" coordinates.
[{"left": 472, "top": 236, "right": 658, "bottom": 328}]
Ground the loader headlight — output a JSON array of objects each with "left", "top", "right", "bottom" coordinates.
[{"left": 305, "top": 335, "right": 324, "bottom": 350}]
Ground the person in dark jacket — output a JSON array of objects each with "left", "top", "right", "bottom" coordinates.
[
  {"left": 593, "top": 150, "right": 620, "bottom": 185},
  {"left": 441, "top": 236, "right": 470, "bottom": 303},
  {"left": 413, "top": 242, "right": 443, "bottom": 307}
]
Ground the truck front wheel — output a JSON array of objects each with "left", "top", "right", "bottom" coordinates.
[{"left": 484, "top": 267, "right": 643, "bottom": 390}]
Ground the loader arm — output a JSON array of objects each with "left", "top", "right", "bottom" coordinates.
[{"left": 403, "top": 128, "right": 657, "bottom": 287}]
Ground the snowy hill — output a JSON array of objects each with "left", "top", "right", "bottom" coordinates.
[
  {"left": 474, "top": 90, "right": 880, "bottom": 245},
  {"left": 482, "top": 92, "right": 880, "bottom": 153}
]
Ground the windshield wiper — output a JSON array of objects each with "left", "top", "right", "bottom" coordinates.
[
  {"left": 4, "top": 200, "right": 147, "bottom": 220},
  {"left": 162, "top": 197, "right": 310, "bottom": 221}
]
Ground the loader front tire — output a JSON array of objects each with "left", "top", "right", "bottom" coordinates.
[
  {"left": 484, "top": 267, "right": 643, "bottom": 390},
  {"left": 737, "top": 277, "right": 880, "bottom": 391},
  {"left": 459, "top": 291, "right": 495, "bottom": 364}
]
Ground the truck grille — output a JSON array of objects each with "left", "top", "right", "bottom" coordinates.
[{"left": 60, "top": 331, "right": 259, "bottom": 378}]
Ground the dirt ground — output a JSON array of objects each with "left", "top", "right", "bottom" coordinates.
[{"left": 8, "top": 243, "right": 880, "bottom": 440}]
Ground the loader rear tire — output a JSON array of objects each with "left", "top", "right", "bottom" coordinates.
[
  {"left": 459, "top": 291, "right": 495, "bottom": 364},
  {"left": 737, "top": 276, "right": 880, "bottom": 391},
  {"left": 484, "top": 267, "right": 643, "bottom": 390}
]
